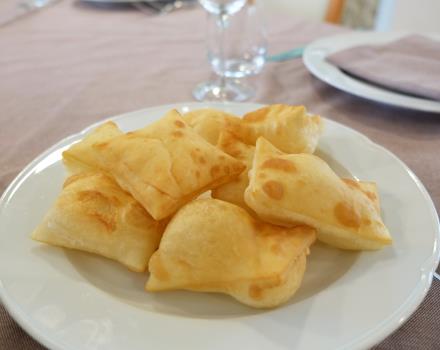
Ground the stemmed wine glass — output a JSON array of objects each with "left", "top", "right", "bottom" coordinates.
[{"left": 193, "top": 0, "right": 267, "bottom": 102}]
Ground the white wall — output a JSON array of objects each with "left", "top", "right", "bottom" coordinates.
[
  {"left": 261, "top": 0, "right": 328, "bottom": 21},
  {"left": 376, "top": 0, "right": 440, "bottom": 32}
]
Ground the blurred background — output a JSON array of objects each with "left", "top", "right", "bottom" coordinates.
[
  {"left": 261, "top": 0, "right": 440, "bottom": 32},
  {"left": 1, "top": 0, "right": 440, "bottom": 32}
]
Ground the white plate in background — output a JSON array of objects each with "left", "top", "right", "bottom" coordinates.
[
  {"left": 0, "top": 102, "right": 439, "bottom": 350},
  {"left": 80, "top": 0, "right": 159, "bottom": 4},
  {"left": 303, "top": 32, "right": 440, "bottom": 114}
]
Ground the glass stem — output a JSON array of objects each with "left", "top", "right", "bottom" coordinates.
[{"left": 218, "top": 11, "right": 229, "bottom": 100}]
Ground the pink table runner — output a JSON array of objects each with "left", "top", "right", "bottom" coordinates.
[{"left": 0, "top": 1, "right": 439, "bottom": 349}]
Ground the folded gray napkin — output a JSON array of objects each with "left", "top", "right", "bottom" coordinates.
[{"left": 326, "top": 35, "right": 440, "bottom": 101}]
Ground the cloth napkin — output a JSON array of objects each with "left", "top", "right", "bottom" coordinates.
[{"left": 326, "top": 34, "right": 440, "bottom": 101}]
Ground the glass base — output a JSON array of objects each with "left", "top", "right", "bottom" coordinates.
[{"left": 192, "top": 79, "right": 255, "bottom": 102}]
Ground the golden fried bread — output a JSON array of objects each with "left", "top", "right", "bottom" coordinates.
[
  {"left": 95, "top": 110, "right": 246, "bottom": 220},
  {"left": 32, "top": 172, "right": 164, "bottom": 272},
  {"left": 62, "top": 121, "right": 123, "bottom": 173},
  {"left": 211, "top": 131, "right": 255, "bottom": 210},
  {"left": 212, "top": 132, "right": 377, "bottom": 218},
  {"left": 183, "top": 108, "right": 241, "bottom": 145},
  {"left": 31, "top": 104, "right": 391, "bottom": 311},
  {"left": 245, "top": 138, "right": 391, "bottom": 250},
  {"left": 146, "top": 199, "right": 316, "bottom": 308},
  {"left": 228, "top": 104, "right": 323, "bottom": 154}
]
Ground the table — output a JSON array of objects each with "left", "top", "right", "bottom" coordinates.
[{"left": 0, "top": 1, "right": 439, "bottom": 349}]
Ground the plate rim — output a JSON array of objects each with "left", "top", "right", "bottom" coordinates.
[
  {"left": 0, "top": 102, "right": 439, "bottom": 350},
  {"left": 302, "top": 31, "right": 440, "bottom": 114}
]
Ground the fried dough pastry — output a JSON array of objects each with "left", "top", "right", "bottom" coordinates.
[
  {"left": 32, "top": 172, "right": 164, "bottom": 272},
  {"left": 95, "top": 110, "right": 246, "bottom": 220},
  {"left": 146, "top": 199, "right": 316, "bottom": 308},
  {"left": 228, "top": 104, "right": 323, "bottom": 154},
  {"left": 183, "top": 108, "right": 241, "bottom": 145},
  {"left": 212, "top": 132, "right": 378, "bottom": 217},
  {"left": 211, "top": 131, "right": 255, "bottom": 210},
  {"left": 62, "top": 121, "right": 123, "bottom": 173},
  {"left": 245, "top": 138, "right": 392, "bottom": 250}
]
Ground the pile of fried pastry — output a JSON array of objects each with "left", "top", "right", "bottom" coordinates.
[{"left": 32, "top": 104, "right": 392, "bottom": 308}]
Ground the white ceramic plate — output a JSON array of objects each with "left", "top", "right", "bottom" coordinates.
[
  {"left": 303, "top": 32, "right": 440, "bottom": 113},
  {"left": 0, "top": 102, "right": 439, "bottom": 350}
]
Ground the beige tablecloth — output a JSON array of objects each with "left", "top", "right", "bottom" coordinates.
[{"left": 0, "top": 1, "right": 439, "bottom": 349}]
